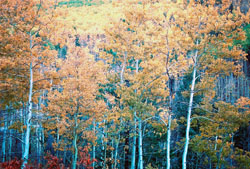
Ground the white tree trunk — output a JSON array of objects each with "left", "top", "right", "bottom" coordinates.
[
  {"left": 41, "top": 126, "right": 45, "bottom": 162},
  {"left": 36, "top": 127, "right": 39, "bottom": 161},
  {"left": 216, "top": 145, "right": 224, "bottom": 169},
  {"left": 21, "top": 107, "right": 24, "bottom": 157},
  {"left": 37, "top": 126, "right": 42, "bottom": 164},
  {"left": 166, "top": 76, "right": 173, "bottom": 169},
  {"left": 111, "top": 138, "right": 114, "bottom": 169},
  {"left": 120, "top": 52, "right": 127, "bottom": 84},
  {"left": 9, "top": 123, "right": 12, "bottom": 161},
  {"left": 114, "top": 129, "right": 121, "bottom": 169},
  {"left": 101, "top": 120, "right": 107, "bottom": 168},
  {"left": 166, "top": 114, "right": 171, "bottom": 169},
  {"left": 56, "top": 115, "right": 60, "bottom": 157},
  {"left": 93, "top": 119, "right": 96, "bottom": 169},
  {"left": 72, "top": 132, "right": 78, "bottom": 169},
  {"left": 72, "top": 113, "right": 78, "bottom": 169},
  {"left": 138, "top": 118, "right": 143, "bottom": 169},
  {"left": 131, "top": 111, "right": 137, "bottom": 169},
  {"left": 182, "top": 47, "right": 198, "bottom": 169},
  {"left": 22, "top": 61, "right": 33, "bottom": 169},
  {"left": 2, "top": 113, "right": 7, "bottom": 162},
  {"left": 131, "top": 59, "right": 139, "bottom": 169},
  {"left": 36, "top": 103, "right": 40, "bottom": 163}
]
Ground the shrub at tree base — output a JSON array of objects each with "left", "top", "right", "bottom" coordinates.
[
  {"left": 78, "top": 146, "right": 97, "bottom": 169},
  {"left": 0, "top": 158, "right": 22, "bottom": 169},
  {"left": 0, "top": 148, "right": 96, "bottom": 169}
]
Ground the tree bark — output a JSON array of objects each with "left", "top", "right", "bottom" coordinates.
[
  {"left": 101, "top": 120, "right": 107, "bottom": 168},
  {"left": 166, "top": 114, "right": 171, "bottom": 169},
  {"left": 166, "top": 76, "right": 174, "bottom": 169},
  {"left": 8, "top": 112, "right": 12, "bottom": 161},
  {"left": 138, "top": 118, "right": 143, "bottom": 169},
  {"left": 131, "top": 111, "right": 137, "bottom": 169},
  {"left": 56, "top": 115, "right": 60, "bottom": 157},
  {"left": 131, "top": 59, "right": 139, "bottom": 169},
  {"left": 36, "top": 127, "right": 39, "bottom": 162},
  {"left": 182, "top": 46, "right": 198, "bottom": 169},
  {"left": 72, "top": 112, "right": 78, "bottom": 169},
  {"left": 216, "top": 144, "right": 224, "bottom": 169},
  {"left": 22, "top": 61, "right": 33, "bottom": 169},
  {"left": 111, "top": 138, "right": 114, "bottom": 169},
  {"left": 93, "top": 119, "right": 96, "bottom": 168},
  {"left": 21, "top": 105, "right": 25, "bottom": 158},
  {"left": 114, "top": 127, "right": 121, "bottom": 169},
  {"left": 2, "top": 111, "right": 7, "bottom": 162},
  {"left": 120, "top": 52, "right": 127, "bottom": 84}
]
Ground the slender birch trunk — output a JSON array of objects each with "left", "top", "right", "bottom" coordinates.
[
  {"left": 111, "top": 138, "right": 114, "bottom": 169},
  {"left": 36, "top": 103, "right": 40, "bottom": 162},
  {"left": 22, "top": 60, "right": 33, "bottom": 169},
  {"left": 215, "top": 135, "right": 218, "bottom": 151},
  {"left": 114, "top": 128, "right": 121, "bottom": 169},
  {"left": 21, "top": 106, "right": 25, "bottom": 157},
  {"left": 101, "top": 120, "right": 107, "bottom": 168},
  {"left": 137, "top": 157, "right": 140, "bottom": 169},
  {"left": 56, "top": 115, "right": 60, "bottom": 157},
  {"left": 182, "top": 46, "right": 198, "bottom": 169},
  {"left": 237, "top": 77, "right": 240, "bottom": 99},
  {"left": 72, "top": 112, "right": 78, "bottom": 169},
  {"left": 41, "top": 126, "right": 45, "bottom": 163},
  {"left": 131, "top": 111, "right": 137, "bottom": 169},
  {"left": 225, "top": 76, "right": 228, "bottom": 102},
  {"left": 36, "top": 127, "right": 39, "bottom": 161},
  {"left": 131, "top": 60, "right": 139, "bottom": 169},
  {"left": 8, "top": 112, "right": 13, "bottom": 161},
  {"left": 120, "top": 52, "right": 127, "bottom": 84},
  {"left": 40, "top": 91, "right": 45, "bottom": 163},
  {"left": 93, "top": 119, "right": 96, "bottom": 169},
  {"left": 138, "top": 118, "right": 143, "bottom": 169},
  {"left": 216, "top": 145, "right": 224, "bottom": 169},
  {"left": 37, "top": 127, "right": 41, "bottom": 164},
  {"left": 166, "top": 76, "right": 173, "bottom": 169},
  {"left": 72, "top": 131, "right": 78, "bottom": 169},
  {"left": 2, "top": 112, "right": 7, "bottom": 162},
  {"left": 166, "top": 114, "right": 171, "bottom": 169},
  {"left": 104, "top": 139, "right": 107, "bottom": 168},
  {"left": 230, "top": 134, "right": 234, "bottom": 167}
]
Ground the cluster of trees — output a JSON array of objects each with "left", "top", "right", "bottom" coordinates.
[{"left": 1, "top": 0, "right": 250, "bottom": 168}]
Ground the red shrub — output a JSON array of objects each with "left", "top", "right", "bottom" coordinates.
[
  {"left": 44, "top": 153, "right": 64, "bottom": 169},
  {"left": 77, "top": 145, "right": 97, "bottom": 169},
  {"left": 0, "top": 158, "right": 22, "bottom": 169}
]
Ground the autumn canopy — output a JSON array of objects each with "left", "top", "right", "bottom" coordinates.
[{"left": 0, "top": 0, "right": 250, "bottom": 169}]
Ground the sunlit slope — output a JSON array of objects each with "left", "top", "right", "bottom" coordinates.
[{"left": 53, "top": 2, "right": 124, "bottom": 39}]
